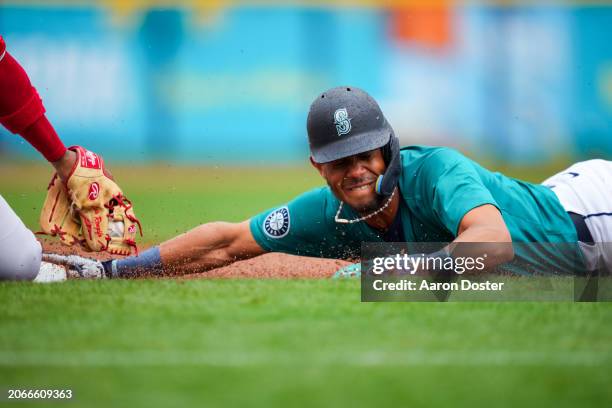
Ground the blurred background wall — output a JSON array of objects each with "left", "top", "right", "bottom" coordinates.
[{"left": 1, "top": 0, "right": 611, "bottom": 164}]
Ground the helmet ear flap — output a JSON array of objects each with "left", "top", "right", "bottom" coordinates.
[
  {"left": 380, "top": 136, "right": 393, "bottom": 166},
  {"left": 375, "top": 134, "right": 401, "bottom": 196}
]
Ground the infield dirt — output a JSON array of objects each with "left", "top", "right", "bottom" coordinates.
[{"left": 41, "top": 239, "right": 351, "bottom": 279}]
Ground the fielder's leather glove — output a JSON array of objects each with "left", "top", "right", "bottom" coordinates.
[{"left": 39, "top": 146, "right": 142, "bottom": 256}]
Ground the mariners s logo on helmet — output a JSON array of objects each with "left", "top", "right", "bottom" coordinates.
[
  {"left": 263, "top": 206, "right": 290, "bottom": 238},
  {"left": 334, "top": 108, "right": 351, "bottom": 136}
]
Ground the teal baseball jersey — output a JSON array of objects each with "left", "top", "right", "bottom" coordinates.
[{"left": 250, "top": 146, "right": 582, "bottom": 272}]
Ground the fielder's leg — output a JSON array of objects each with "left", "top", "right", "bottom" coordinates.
[{"left": 0, "top": 194, "right": 42, "bottom": 280}]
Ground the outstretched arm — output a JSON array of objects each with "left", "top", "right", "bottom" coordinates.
[
  {"left": 159, "top": 220, "right": 267, "bottom": 274},
  {"left": 96, "top": 220, "right": 266, "bottom": 277}
]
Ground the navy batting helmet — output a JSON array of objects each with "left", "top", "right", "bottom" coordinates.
[{"left": 306, "top": 86, "right": 401, "bottom": 196}]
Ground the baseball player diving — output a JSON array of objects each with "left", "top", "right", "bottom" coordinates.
[
  {"left": 43, "top": 86, "right": 612, "bottom": 279},
  {"left": 0, "top": 36, "right": 141, "bottom": 281}
]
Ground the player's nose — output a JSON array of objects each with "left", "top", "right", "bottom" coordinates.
[{"left": 344, "top": 159, "right": 368, "bottom": 179}]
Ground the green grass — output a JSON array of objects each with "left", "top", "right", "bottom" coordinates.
[
  {"left": 1, "top": 162, "right": 611, "bottom": 407},
  {"left": 1, "top": 280, "right": 611, "bottom": 407}
]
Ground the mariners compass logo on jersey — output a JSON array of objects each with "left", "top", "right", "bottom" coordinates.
[
  {"left": 263, "top": 206, "right": 290, "bottom": 238},
  {"left": 334, "top": 108, "right": 351, "bottom": 136}
]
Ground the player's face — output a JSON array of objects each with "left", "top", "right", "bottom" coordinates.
[{"left": 312, "top": 149, "right": 387, "bottom": 212}]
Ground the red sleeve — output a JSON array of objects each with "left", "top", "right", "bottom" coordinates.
[{"left": 0, "top": 36, "right": 66, "bottom": 162}]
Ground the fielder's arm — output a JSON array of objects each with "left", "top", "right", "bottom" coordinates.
[
  {"left": 0, "top": 36, "right": 74, "bottom": 173},
  {"left": 159, "top": 220, "right": 266, "bottom": 275}
]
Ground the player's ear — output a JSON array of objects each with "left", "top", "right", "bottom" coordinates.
[{"left": 310, "top": 156, "right": 324, "bottom": 176}]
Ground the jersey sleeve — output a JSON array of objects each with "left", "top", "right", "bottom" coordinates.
[
  {"left": 249, "top": 187, "right": 334, "bottom": 257},
  {"left": 420, "top": 149, "right": 500, "bottom": 236},
  {"left": 0, "top": 36, "right": 66, "bottom": 162}
]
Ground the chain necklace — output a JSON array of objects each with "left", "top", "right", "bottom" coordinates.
[{"left": 334, "top": 188, "right": 397, "bottom": 224}]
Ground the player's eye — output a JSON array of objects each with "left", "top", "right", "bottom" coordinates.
[
  {"left": 329, "top": 158, "right": 350, "bottom": 170},
  {"left": 353, "top": 151, "right": 376, "bottom": 163},
  {"left": 328, "top": 149, "right": 377, "bottom": 171}
]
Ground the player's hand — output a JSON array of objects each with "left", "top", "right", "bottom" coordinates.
[
  {"left": 332, "top": 262, "right": 361, "bottom": 279},
  {"left": 51, "top": 149, "right": 78, "bottom": 182},
  {"left": 52, "top": 149, "right": 115, "bottom": 182},
  {"left": 40, "top": 146, "right": 142, "bottom": 255},
  {"left": 42, "top": 253, "right": 107, "bottom": 279}
]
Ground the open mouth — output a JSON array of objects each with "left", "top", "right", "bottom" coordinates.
[{"left": 344, "top": 180, "right": 375, "bottom": 192}]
